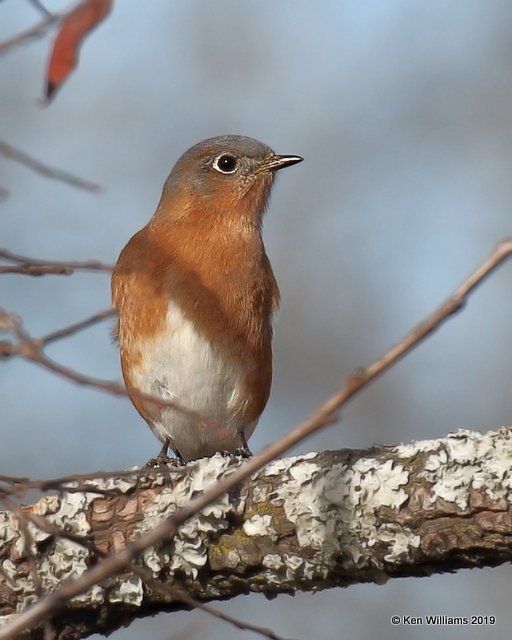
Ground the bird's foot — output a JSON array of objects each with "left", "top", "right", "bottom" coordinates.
[
  {"left": 146, "top": 453, "right": 186, "bottom": 468},
  {"left": 220, "top": 446, "right": 252, "bottom": 459},
  {"left": 146, "top": 440, "right": 186, "bottom": 468},
  {"left": 236, "top": 431, "right": 252, "bottom": 458},
  {"left": 234, "top": 446, "right": 252, "bottom": 458}
]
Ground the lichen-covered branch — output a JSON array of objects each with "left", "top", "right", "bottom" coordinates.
[{"left": 1, "top": 427, "right": 512, "bottom": 639}]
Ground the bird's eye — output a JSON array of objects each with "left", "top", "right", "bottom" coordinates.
[{"left": 213, "top": 154, "right": 238, "bottom": 174}]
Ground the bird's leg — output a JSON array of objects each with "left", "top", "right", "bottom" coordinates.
[
  {"left": 219, "top": 431, "right": 252, "bottom": 458},
  {"left": 172, "top": 447, "right": 187, "bottom": 466},
  {"left": 146, "top": 438, "right": 186, "bottom": 467},
  {"left": 234, "top": 430, "right": 252, "bottom": 458}
]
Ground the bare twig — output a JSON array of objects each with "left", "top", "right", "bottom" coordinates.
[
  {"left": 0, "top": 468, "right": 151, "bottom": 497},
  {"left": 3, "top": 238, "right": 511, "bottom": 638},
  {"left": 0, "top": 471, "right": 149, "bottom": 500},
  {"left": 0, "top": 249, "right": 114, "bottom": 272},
  {"left": 0, "top": 13, "right": 60, "bottom": 54},
  {"left": 0, "top": 140, "right": 102, "bottom": 193},
  {"left": 0, "top": 1, "right": 83, "bottom": 56},
  {"left": 0, "top": 265, "right": 75, "bottom": 276},
  {"left": 27, "top": 0, "right": 53, "bottom": 18},
  {"left": 37, "top": 308, "right": 115, "bottom": 345}
]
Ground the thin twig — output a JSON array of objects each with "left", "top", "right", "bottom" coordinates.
[
  {"left": 2, "top": 238, "right": 511, "bottom": 638},
  {"left": 0, "top": 265, "right": 75, "bottom": 276},
  {"left": 0, "top": 140, "right": 102, "bottom": 193},
  {"left": 37, "top": 308, "right": 115, "bottom": 346},
  {"left": 27, "top": 0, "right": 53, "bottom": 18},
  {"left": 0, "top": 249, "right": 114, "bottom": 272},
  {"left": 0, "top": 468, "right": 152, "bottom": 496},
  {"left": 0, "top": 13, "right": 60, "bottom": 54},
  {"left": 0, "top": 1, "right": 81, "bottom": 56}
]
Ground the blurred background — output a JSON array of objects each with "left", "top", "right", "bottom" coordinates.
[{"left": 2, "top": 1, "right": 512, "bottom": 638}]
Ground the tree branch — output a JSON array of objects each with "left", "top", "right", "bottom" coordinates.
[
  {"left": 0, "top": 140, "right": 102, "bottom": 193},
  {"left": 0, "top": 428, "right": 511, "bottom": 639},
  {"left": 0, "top": 250, "right": 114, "bottom": 273}
]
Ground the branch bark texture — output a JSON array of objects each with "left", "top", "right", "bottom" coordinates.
[{"left": 1, "top": 427, "right": 512, "bottom": 638}]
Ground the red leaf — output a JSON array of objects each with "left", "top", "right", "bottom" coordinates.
[{"left": 45, "top": 0, "right": 112, "bottom": 101}]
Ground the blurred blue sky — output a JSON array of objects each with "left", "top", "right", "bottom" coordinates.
[{"left": 2, "top": 1, "right": 512, "bottom": 638}]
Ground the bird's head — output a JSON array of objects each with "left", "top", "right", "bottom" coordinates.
[{"left": 155, "top": 135, "right": 303, "bottom": 227}]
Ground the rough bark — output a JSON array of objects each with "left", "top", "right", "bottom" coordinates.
[{"left": 1, "top": 427, "right": 512, "bottom": 639}]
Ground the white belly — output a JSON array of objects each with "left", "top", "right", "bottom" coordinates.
[{"left": 130, "top": 301, "right": 257, "bottom": 460}]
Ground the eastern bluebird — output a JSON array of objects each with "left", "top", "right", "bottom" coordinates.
[{"left": 112, "top": 135, "right": 302, "bottom": 462}]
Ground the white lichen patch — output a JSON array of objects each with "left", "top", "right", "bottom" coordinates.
[
  {"left": 394, "top": 439, "right": 442, "bottom": 457},
  {"left": 66, "top": 471, "right": 149, "bottom": 495},
  {"left": 416, "top": 428, "right": 512, "bottom": 509},
  {"left": 301, "top": 558, "right": 318, "bottom": 581},
  {"left": 444, "top": 429, "right": 482, "bottom": 464},
  {"left": 27, "top": 491, "right": 96, "bottom": 546},
  {"left": 431, "top": 479, "right": 469, "bottom": 509},
  {"left": 261, "top": 553, "right": 285, "bottom": 584},
  {"left": 143, "top": 547, "right": 163, "bottom": 575},
  {"left": 264, "top": 448, "right": 417, "bottom": 581},
  {"left": 1, "top": 559, "right": 24, "bottom": 590},
  {"left": 279, "top": 460, "right": 329, "bottom": 549},
  {"left": 423, "top": 448, "right": 448, "bottom": 472},
  {"left": 168, "top": 535, "right": 207, "bottom": 578},
  {"left": 283, "top": 554, "right": 304, "bottom": 572},
  {"left": 243, "top": 514, "right": 277, "bottom": 540},
  {"left": 468, "top": 428, "right": 512, "bottom": 497},
  {"left": 251, "top": 483, "right": 269, "bottom": 503},
  {"left": 131, "top": 455, "right": 248, "bottom": 580},
  {"left": 187, "top": 454, "right": 238, "bottom": 496},
  {"left": 262, "top": 553, "right": 283, "bottom": 570},
  {"left": 350, "top": 459, "right": 409, "bottom": 509},
  {"left": 30, "top": 495, "right": 60, "bottom": 517},
  {"left": 39, "top": 538, "right": 87, "bottom": 581},
  {"left": 376, "top": 527, "right": 420, "bottom": 562},
  {"left": 109, "top": 575, "right": 143, "bottom": 606},
  {"left": 0, "top": 512, "right": 18, "bottom": 545},
  {"left": 26, "top": 522, "right": 52, "bottom": 546},
  {"left": 225, "top": 548, "right": 241, "bottom": 568},
  {"left": 263, "top": 455, "right": 315, "bottom": 478},
  {"left": 289, "top": 460, "right": 321, "bottom": 484}
]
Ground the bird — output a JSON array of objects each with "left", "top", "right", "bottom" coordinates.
[{"left": 111, "top": 135, "right": 303, "bottom": 463}]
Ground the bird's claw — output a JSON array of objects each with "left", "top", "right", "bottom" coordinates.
[{"left": 220, "top": 446, "right": 252, "bottom": 459}]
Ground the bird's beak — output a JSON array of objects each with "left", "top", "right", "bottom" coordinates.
[{"left": 262, "top": 154, "right": 304, "bottom": 172}]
